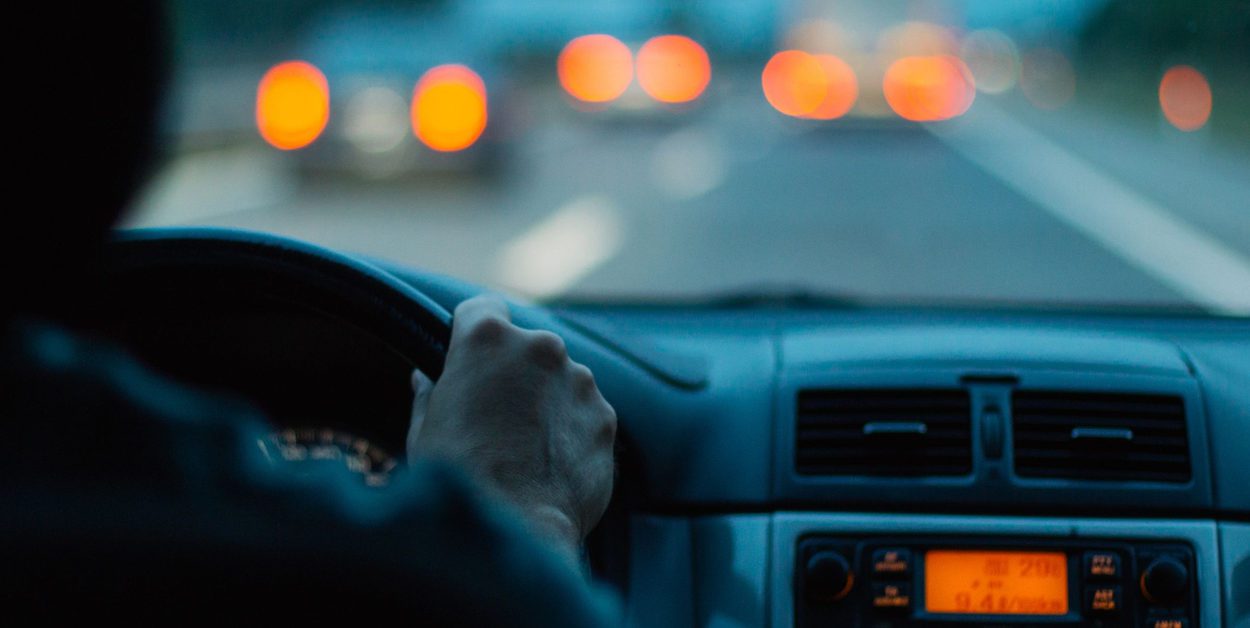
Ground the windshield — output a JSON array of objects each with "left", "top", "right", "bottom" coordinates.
[{"left": 130, "top": 0, "right": 1250, "bottom": 314}]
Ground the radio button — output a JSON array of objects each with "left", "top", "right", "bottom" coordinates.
[
  {"left": 871, "top": 582, "right": 911, "bottom": 611},
  {"left": 1084, "top": 551, "right": 1121, "bottom": 579},
  {"left": 805, "top": 551, "right": 855, "bottom": 603},
  {"left": 1084, "top": 585, "right": 1121, "bottom": 615},
  {"left": 871, "top": 548, "right": 912, "bottom": 577},
  {"left": 1140, "top": 557, "right": 1189, "bottom": 605}
]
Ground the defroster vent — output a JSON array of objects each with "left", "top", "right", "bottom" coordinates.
[
  {"left": 1012, "top": 391, "right": 1190, "bottom": 482},
  {"left": 795, "top": 389, "right": 972, "bottom": 476}
]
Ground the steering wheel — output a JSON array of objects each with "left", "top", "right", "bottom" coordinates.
[
  {"left": 101, "top": 228, "right": 453, "bottom": 379},
  {"left": 15, "top": 229, "right": 611, "bottom": 624},
  {"left": 84, "top": 228, "right": 455, "bottom": 461}
]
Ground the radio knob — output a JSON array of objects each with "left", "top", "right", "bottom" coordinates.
[
  {"left": 1140, "top": 557, "right": 1189, "bottom": 604},
  {"left": 805, "top": 551, "right": 855, "bottom": 603}
]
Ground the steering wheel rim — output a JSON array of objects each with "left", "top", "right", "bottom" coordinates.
[{"left": 103, "top": 227, "right": 453, "bottom": 380}]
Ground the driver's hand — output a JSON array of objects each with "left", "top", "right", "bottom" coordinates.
[{"left": 406, "top": 295, "right": 616, "bottom": 563}]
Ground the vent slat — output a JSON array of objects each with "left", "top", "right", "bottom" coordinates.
[
  {"left": 1013, "top": 397, "right": 1183, "bottom": 413},
  {"left": 1012, "top": 391, "right": 1190, "bottom": 483},
  {"left": 1012, "top": 432, "right": 1187, "bottom": 448},
  {"left": 801, "top": 401, "right": 969, "bottom": 409},
  {"left": 1005, "top": 415, "right": 1185, "bottom": 431},
  {"left": 798, "top": 427, "right": 970, "bottom": 439},
  {"left": 799, "top": 414, "right": 969, "bottom": 426},
  {"left": 798, "top": 445, "right": 972, "bottom": 458},
  {"left": 801, "top": 465, "right": 973, "bottom": 473},
  {"left": 1014, "top": 467, "right": 1189, "bottom": 482},
  {"left": 796, "top": 389, "right": 971, "bottom": 477},
  {"left": 1014, "top": 449, "right": 1188, "bottom": 464}
]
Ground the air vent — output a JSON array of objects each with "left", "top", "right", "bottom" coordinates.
[
  {"left": 796, "top": 389, "right": 972, "bottom": 476},
  {"left": 1012, "top": 391, "right": 1190, "bottom": 482}
]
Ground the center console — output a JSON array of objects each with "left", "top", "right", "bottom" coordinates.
[
  {"left": 796, "top": 535, "right": 1196, "bottom": 627},
  {"left": 769, "top": 514, "right": 1221, "bottom": 628}
]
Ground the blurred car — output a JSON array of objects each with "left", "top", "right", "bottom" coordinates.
[{"left": 285, "top": 5, "right": 518, "bottom": 179}]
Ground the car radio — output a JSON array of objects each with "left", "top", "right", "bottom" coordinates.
[{"left": 795, "top": 536, "right": 1196, "bottom": 627}]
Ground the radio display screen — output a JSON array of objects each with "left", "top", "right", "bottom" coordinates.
[{"left": 924, "top": 550, "right": 1069, "bottom": 615}]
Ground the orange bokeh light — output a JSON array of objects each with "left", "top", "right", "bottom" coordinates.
[
  {"left": 256, "top": 61, "right": 330, "bottom": 150},
  {"left": 411, "top": 64, "right": 488, "bottom": 152},
  {"left": 809, "top": 54, "right": 858, "bottom": 120},
  {"left": 636, "top": 35, "right": 712, "bottom": 104},
  {"left": 882, "top": 55, "right": 975, "bottom": 122},
  {"left": 762, "top": 50, "right": 828, "bottom": 117},
  {"left": 1159, "top": 65, "right": 1212, "bottom": 132},
  {"left": 558, "top": 34, "right": 633, "bottom": 103}
]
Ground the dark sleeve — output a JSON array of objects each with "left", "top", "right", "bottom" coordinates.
[{"left": 0, "top": 322, "right": 621, "bottom": 626}]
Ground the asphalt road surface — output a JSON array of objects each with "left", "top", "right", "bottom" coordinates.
[{"left": 128, "top": 72, "right": 1250, "bottom": 314}]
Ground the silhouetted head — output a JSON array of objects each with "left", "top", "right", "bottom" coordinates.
[{"left": 5, "top": 3, "right": 166, "bottom": 322}]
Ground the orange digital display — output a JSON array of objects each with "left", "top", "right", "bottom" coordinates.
[{"left": 925, "top": 550, "right": 1068, "bottom": 616}]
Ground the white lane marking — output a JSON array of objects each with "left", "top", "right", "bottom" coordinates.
[
  {"left": 496, "top": 196, "right": 623, "bottom": 298},
  {"left": 933, "top": 101, "right": 1250, "bottom": 315}
]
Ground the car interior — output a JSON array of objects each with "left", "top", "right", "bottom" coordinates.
[
  {"left": 73, "top": 227, "right": 1250, "bottom": 627},
  {"left": 16, "top": 0, "right": 1250, "bottom": 626}
]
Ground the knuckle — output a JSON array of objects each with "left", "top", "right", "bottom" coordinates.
[
  {"left": 570, "top": 362, "right": 596, "bottom": 393},
  {"left": 465, "top": 315, "right": 509, "bottom": 346},
  {"left": 527, "top": 331, "right": 567, "bottom": 369}
]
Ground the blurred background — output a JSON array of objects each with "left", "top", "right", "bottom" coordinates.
[{"left": 128, "top": 0, "right": 1250, "bottom": 314}]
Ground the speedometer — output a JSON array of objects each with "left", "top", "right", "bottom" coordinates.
[{"left": 259, "top": 428, "right": 398, "bottom": 487}]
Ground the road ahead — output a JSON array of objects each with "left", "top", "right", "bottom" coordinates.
[{"left": 128, "top": 70, "right": 1250, "bottom": 314}]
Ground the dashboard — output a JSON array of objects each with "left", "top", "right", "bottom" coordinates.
[
  {"left": 86, "top": 233, "right": 1250, "bottom": 627},
  {"left": 561, "top": 306, "right": 1250, "bottom": 628}
]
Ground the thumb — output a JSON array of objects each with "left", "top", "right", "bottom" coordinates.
[{"left": 406, "top": 369, "right": 435, "bottom": 465}]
